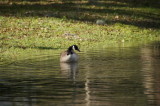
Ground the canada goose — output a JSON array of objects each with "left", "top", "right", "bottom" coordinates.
[{"left": 60, "top": 45, "right": 80, "bottom": 62}]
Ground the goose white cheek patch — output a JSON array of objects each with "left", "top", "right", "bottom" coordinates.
[{"left": 72, "top": 45, "right": 75, "bottom": 50}]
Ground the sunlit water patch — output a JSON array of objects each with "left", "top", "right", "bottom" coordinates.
[{"left": 0, "top": 42, "right": 160, "bottom": 106}]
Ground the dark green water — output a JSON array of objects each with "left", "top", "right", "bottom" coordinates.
[{"left": 0, "top": 42, "right": 160, "bottom": 106}]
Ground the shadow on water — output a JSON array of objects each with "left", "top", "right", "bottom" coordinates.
[
  {"left": 60, "top": 62, "right": 78, "bottom": 80},
  {"left": 0, "top": 0, "right": 160, "bottom": 29},
  {"left": 0, "top": 41, "right": 160, "bottom": 106}
]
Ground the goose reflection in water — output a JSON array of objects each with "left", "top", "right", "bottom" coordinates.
[{"left": 60, "top": 62, "right": 78, "bottom": 80}]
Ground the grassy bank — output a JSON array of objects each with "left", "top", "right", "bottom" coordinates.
[
  {"left": 1, "top": 16, "right": 159, "bottom": 48},
  {"left": 0, "top": 0, "right": 160, "bottom": 62}
]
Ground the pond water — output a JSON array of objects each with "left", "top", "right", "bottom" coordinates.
[{"left": 0, "top": 42, "right": 160, "bottom": 106}]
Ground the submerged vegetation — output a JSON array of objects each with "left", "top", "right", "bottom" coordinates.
[{"left": 0, "top": 0, "right": 160, "bottom": 62}]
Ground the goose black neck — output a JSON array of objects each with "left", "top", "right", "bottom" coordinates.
[
  {"left": 67, "top": 46, "right": 74, "bottom": 55},
  {"left": 68, "top": 46, "right": 73, "bottom": 51}
]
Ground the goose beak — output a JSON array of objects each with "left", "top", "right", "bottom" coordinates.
[{"left": 77, "top": 49, "right": 80, "bottom": 52}]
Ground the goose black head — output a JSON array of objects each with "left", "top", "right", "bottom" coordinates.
[
  {"left": 72, "top": 45, "right": 80, "bottom": 52},
  {"left": 68, "top": 45, "right": 80, "bottom": 53}
]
